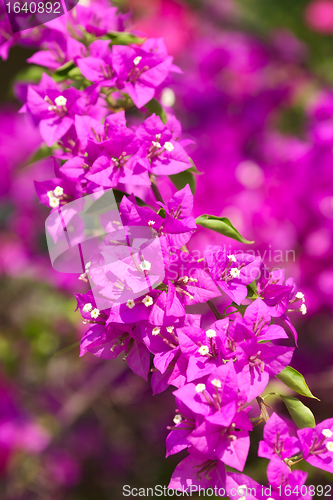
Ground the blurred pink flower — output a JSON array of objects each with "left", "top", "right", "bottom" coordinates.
[{"left": 305, "top": 0, "right": 333, "bottom": 33}]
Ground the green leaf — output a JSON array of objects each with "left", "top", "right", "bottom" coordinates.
[
  {"left": 195, "top": 215, "right": 254, "bottom": 244},
  {"left": 26, "top": 144, "right": 55, "bottom": 165},
  {"left": 54, "top": 60, "right": 75, "bottom": 75},
  {"left": 169, "top": 169, "right": 196, "bottom": 195},
  {"left": 280, "top": 395, "right": 316, "bottom": 429},
  {"left": 105, "top": 31, "right": 146, "bottom": 46},
  {"left": 188, "top": 158, "right": 202, "bottom": 175},
  {"left": 145, "top": 98, "right": 167, "bottom": 124},
  {"left": 15, "top": 64, "right": 45, "bottom": 82},
  {"left": 157, "top": 207, "right": 166, "bottom": 218},
  {"left": 230, "top": 302, "right": 248, "bottom": 316},
  {"left": 246, "top": 280, "right": 258, "bottom": 298},
  {"left": 276, "top": 366, "right": 319, "bottom": 400},
  {"left": 67, "top": 67, "right": 84, "bottom": 80}
]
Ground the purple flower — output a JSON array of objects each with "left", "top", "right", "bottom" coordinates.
[
  {"left": 177, "top": 318, "right": 230, "bottom": 382},
  {"left": 27, "top": 33, "right": 86, "bottom": 70},
  {"left": 297, "top": 418, "right": 333, "bottom": 473},
  {"left": 73, "top": 112, "right": 151, "bottom": 189},
  {"left": 258, "top": 412, "right": 301, "bottom": 461},
  {"left": 166, "top": 398, "right": 202, "bottom": 457},
  {"left": 164, "top": 250, "right": 220, "bottom": 307},
  {"left": 75, "top": 2, "right": 128, "bottom": 37},
  {"left": 151, "top": 351, "right": 188, "bottom": 395},
  {"left": 173, "top": 362, "right": 238, "bottom": 427},
  {"left": 22, "top": 74, "right": 100, "bottom": 147},
  {"left": 226, "top": 472, "right": 263, "bottom": 500},
  {"left": 120, "top": 191, "right": 196, "bottom": 251},
  {"left": 77, "top": 40, "right": 116, "bottom": 87},
  {"left": 243, "top": 298, "right": 289, "bottom": 341},
  {"left": 77, "top": 291, "right": 152, "bottom": 379},
  {"left": 135, "top": 114, "right": 192, "bottom": 175},
  {"left": 257, "top": 266, "right": 292, "bottom": 317},
  {"left": 34, "top": 162, "right": 82, "bottom": 210},
  {"left": 113, "top": 38, "right": 178, "bottom": 108},
  {"left": 267, "top": 458, "right": 311, "bottom": 500},
  {"left": 158, "top": 184, "right": 197, "bottom": 249},
  {"left": 205, "top": 246, "right": 261, "bottom": 305},
  {"left": 187, "top": 411, "right": 251, "bottom": 471},
  {"left": 234, "top": 336, "right": 294, "bottom": 402},
  {"left": 148, "top": 315, "right": 200, "bottom": 395},
  {"left": 168, "top": 447, "right": 226, "bottom": 492}
]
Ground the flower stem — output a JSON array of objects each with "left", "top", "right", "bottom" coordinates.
[
  {"left": 256, "top": 395, "right": 270, "bottom": 423},
  {"left": 150, "top": 175, "right": 165, "bottom": 204}
]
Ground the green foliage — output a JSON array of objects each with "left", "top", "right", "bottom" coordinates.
[
  {"left": 26, "top": 144, "right": 55, "bottom": 165},
  {"left": 276, "top": 366, "right": 319, "bottom": 400},
  {"left": 15, "top": 64, "right": 45, "bottom": 82},
  {"left": 169, "top": 169, "right": 196, "bottom": 194},
  {"left": 280, "top": 395, "right": 316, "bottom": 429},
  {"left": 195, "top": 215, "right": 254, "bottom": 244},
  {"left": 53, "top": 61, "right": 85, "bottom": 83},
  {"left": 105, "top": 31, "right": 146, "bottom": 46},
  {"left": 145, "top": 98, "right": 167, "bottom": 124},
  {"left": 157, "top": 207, "right": 166, "bottom": 218}
]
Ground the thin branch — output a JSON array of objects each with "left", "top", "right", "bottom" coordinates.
[
  {"left": 256, "top": 395, "right": 270, "bottom": 423},
  {"left": 207, "top": 299, "right": 224, "bottom": 320},
  {"left": 150, "top": 175, "right": 165, "bottom": 204}
]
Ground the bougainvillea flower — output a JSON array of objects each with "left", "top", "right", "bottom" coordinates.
[{"left": 258, "top": 412, "right": 301, "bottom": 461}]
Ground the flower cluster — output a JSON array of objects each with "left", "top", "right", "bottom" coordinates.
[{"left": 2, "top": 0, "right": 333, "bottom": 494}]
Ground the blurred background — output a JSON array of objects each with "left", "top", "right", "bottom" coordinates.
[{"left": 1, "top": 0, "right": 333, "bottom": 498}]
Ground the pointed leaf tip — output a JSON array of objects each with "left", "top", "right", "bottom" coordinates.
[
  {"left": 280, "top": 395, "right": 316, "bottom": 429},
  {"left": 276, "top": 366, "right": 320, "bottom": 400}
]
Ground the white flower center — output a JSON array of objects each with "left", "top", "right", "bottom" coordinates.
[
  {"left": 300, "top": 304, "right": 307, "bottom": 315},
  {"left": 195, "top": 383, "right": 206, "bottom": 393},
  {"left": 166, "top": 326, "right": 174, "bottom": 333},
  {"left": 152, "top": 141, "right": 161, "bottom": 149},
  {"left": 152, "top": 327, "right": 161, "bottom": 336},
  {"left": 323, "top": 429, "right": 333, "bottom": 438},
  {"left": 173, "top": 414, "right": 182, "bottom": 424},
  {"left": 230, "top": 267, "right": 240, "bottom": 278},
  {"left": 206, "top": 329, "right": 216, "bottom": 338},
  {"left": 139, "top": 260, "right": 151, "bottom": 272},
  {"left": 53, "top": 186, "right": 64, "bottom": 197},
  {"left": 133, "top": 56, "right": 142, "bottom": 66},
  {"left": 227, "top": 254, "right": 237, "bottom": 263},
  {"left": 211, "top": 378, "right": 221, "bottom": 388},
  {"left": 47, "top": 190, "right": 54, "bottom": 199},
  {"left": 85, "top": 261, "right": 91, "bottom": 270},
  {"left": 142, "top": 295, "right": 153, "bottom": 307},
  {"left": 90, "top": 308, "right": 100, "bottom": 319},
  {"left": 148, "top": 220, "right": 155, "bottom": 226},
  {"left": 296, "top": 291, "right": 305, "bottom": 301},
  {"left": 326, "top": 441, "right": 333, "bottom": 452},
  {"left": 198, "top": 345, "right": 209, "bottom": 356},
  {"left": 55, "top": 95, "right": 67, "bottom": 107},
  {"left": 83, "top": 303, "right": 93, "bottom": 312},
  {"left": 126, "top": 299, "right": 135, "bottom": 309},
  {"left": 164, "top": 142, "right": 174, "bottom": 152},
  {"left": 49, "top": 197, "right": 59, "bottom": 208}
]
